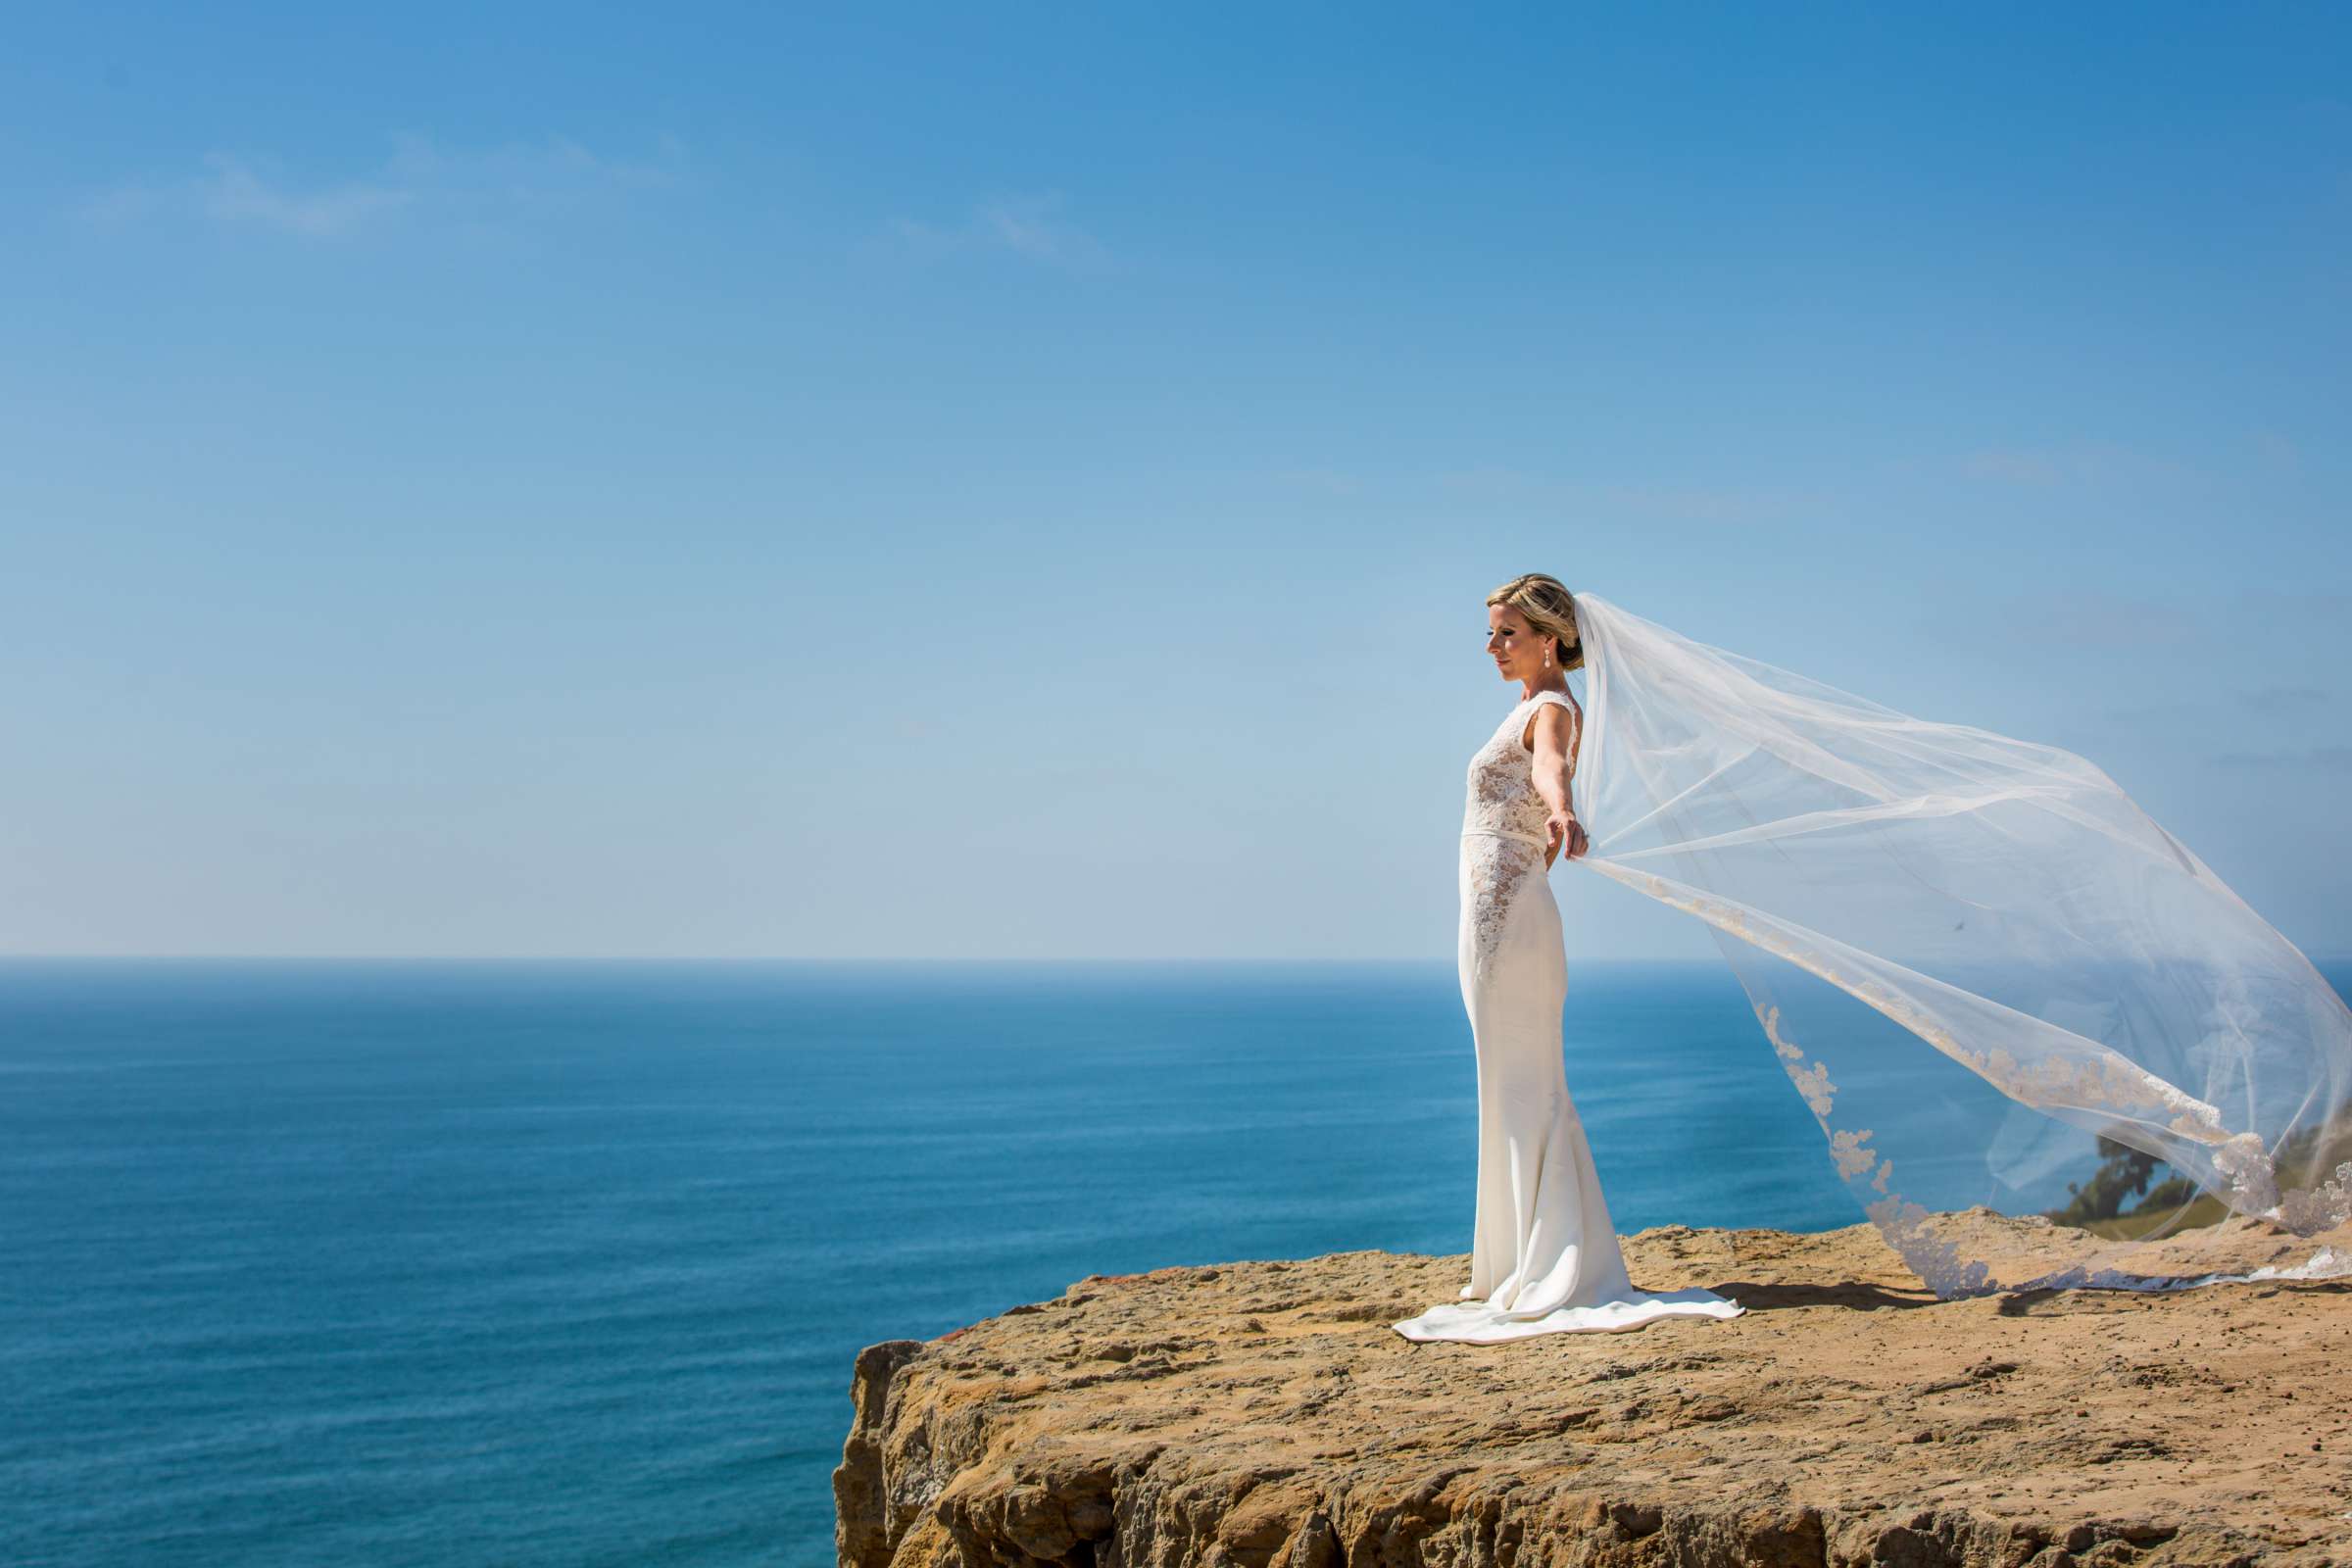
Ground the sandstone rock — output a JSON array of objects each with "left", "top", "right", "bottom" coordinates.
[{"left": 833, "top": 1214, "right": 2352, "bottom": 1567}]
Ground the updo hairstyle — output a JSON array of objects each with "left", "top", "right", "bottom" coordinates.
[{"left": 1485, "top": 573, "right": 1583, "bottom": 672}]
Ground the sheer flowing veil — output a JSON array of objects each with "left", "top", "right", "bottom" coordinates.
[{"left": 1569, "top": 592, "right": 2352, "bottom": 1295}]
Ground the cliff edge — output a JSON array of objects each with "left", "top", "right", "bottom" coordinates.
[{"left": 833, "top": 1213, "right": 2352, "bottom": 1567}]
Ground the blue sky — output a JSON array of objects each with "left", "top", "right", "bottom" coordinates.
[{"left": 3, "top": 5, "right": 2346, "bottom": 959}]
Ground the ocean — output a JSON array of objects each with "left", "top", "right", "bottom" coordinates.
[{"left": 9, "top": 956, "right": 2317, "bottom": 1566}]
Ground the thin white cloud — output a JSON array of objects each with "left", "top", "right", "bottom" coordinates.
[
  {"left": 1437, "top": 466, "right": 1544, "bottom": 499},
  {"left": 77, "top": 132, "right": 686, "bottom": 239},
  {"left": 1588, "top": 480, "right": 1830, "bottom": 523},
  {"left": 1959, "top": 449, "right": 2065, "bottom": 485},
  {"left": 2096, "top": 685, "right": 2333, "bottom": 733},
  {"left": 1994, "top": 590, "right": 2189, "bottom": 649},
  {"left": 1270, "top": 467, "right": 1365, "bottom": 497},
  {"left": 1956, "top": 441, "right": 2194, "bottom": 487},
  {"left": 1985, "top": 587, "right": 2350, "bottom": 655},
  {"left": 2243, "top": 684, "right": 2331, "bottom": 717},
  {"left": 198, "top": 152, "right": 412, "bottom": 236},
  {"left": 2252, "top": 428, "right": 2301, "bottom": 466},
  {"left": 2213, "top": 746, "right": 2352, "bottom": 770},
  {"left": 1435, "top": 467, "right": 1830, "bottom": 523},
  {"left": 878, "top": 191, "right": 1108, "bottom": 270},
  {"left": 2236, "top": 587, "right": 2352, "bottom": 620}
]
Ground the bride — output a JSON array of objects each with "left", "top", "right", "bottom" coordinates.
[
  {"left": 1396, "top": 574, "right": 2352, "bottom": 1344},
  {"left": 1394, "top": 574, "right": 1746, "bottom": 1342}
]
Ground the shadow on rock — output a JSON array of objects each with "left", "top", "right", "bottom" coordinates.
[{"left": 1703, "top": 1278, "right": 1939, "bottom": 1312}]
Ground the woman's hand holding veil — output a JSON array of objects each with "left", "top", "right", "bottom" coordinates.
[{"left": 1545, "top": 809, "right": 1589, "bottom": 868}]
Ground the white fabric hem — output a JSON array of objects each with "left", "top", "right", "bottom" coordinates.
[{"left": 1393, "top": 1286, "right": 1745, "bottom": 1344}]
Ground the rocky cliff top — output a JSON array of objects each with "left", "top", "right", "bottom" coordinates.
[{"left": 834, "top": 1212, "right": 2352, "bottom": 1568}]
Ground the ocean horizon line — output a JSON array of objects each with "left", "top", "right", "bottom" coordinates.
[
  {"left": 0, "top": 952, "right": 1725, "bottom": 966},
  {"left": 6, "top": 953, "right": 2350, "bottom": 970}
]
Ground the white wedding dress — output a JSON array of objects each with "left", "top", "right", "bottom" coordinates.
[{"left": 1393, "top": 689, "right": 1746, "bottom": 1343}]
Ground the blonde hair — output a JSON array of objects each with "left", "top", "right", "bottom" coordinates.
[{"left": 1486, "top": 573, "right": 1583, "bottom": 672}]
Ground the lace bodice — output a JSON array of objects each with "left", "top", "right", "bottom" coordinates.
[
  {"left": 1460, "top": 691, "right": 1581, "bottom": 978},
  {"left": 1463, "top": 691, "right": 1580, "bottom": 842}
]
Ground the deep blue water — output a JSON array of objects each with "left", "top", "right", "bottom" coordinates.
[{"left": 4, "top": 956, "right": 2250, "bottom": 1566}]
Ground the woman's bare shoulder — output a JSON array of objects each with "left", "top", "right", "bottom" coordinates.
[{"left": 1520, "top": 692, "right": 1581, "bottom": 753}]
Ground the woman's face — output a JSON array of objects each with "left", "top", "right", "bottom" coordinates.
[{"left": 1486, "top": 605, "right": 1549, "bottom": 682}]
